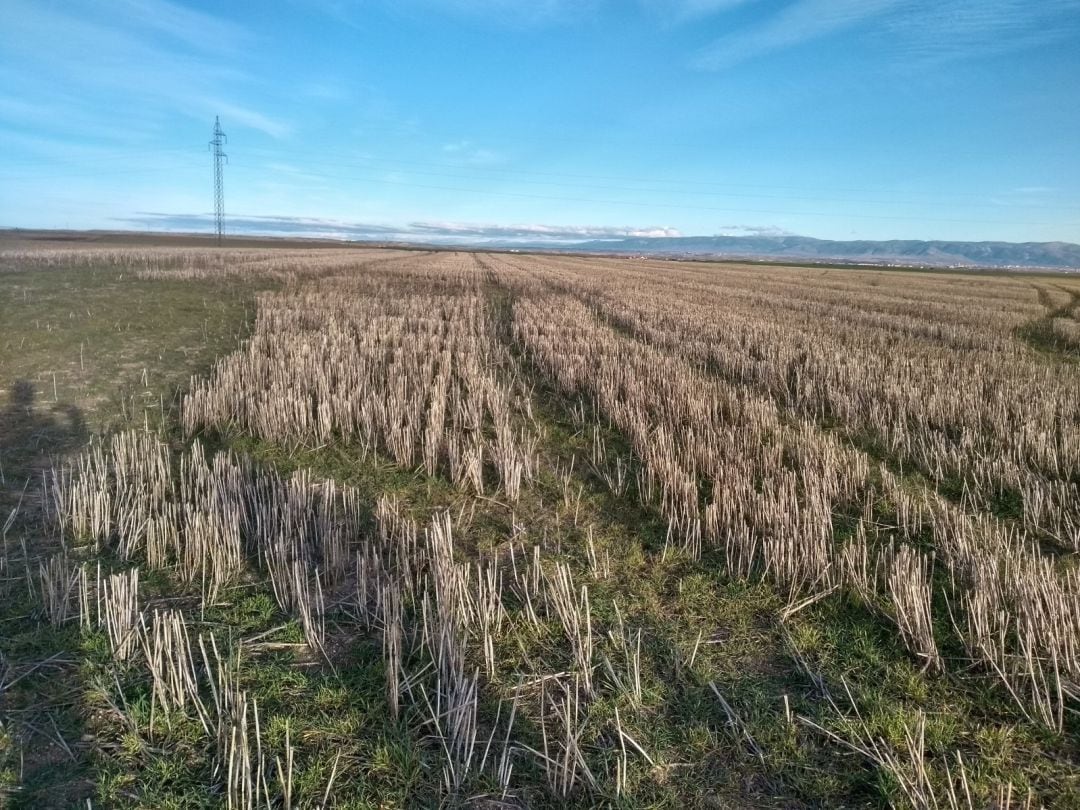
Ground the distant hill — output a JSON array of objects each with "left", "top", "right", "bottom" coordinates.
[
  {"left": 556, "top": 235, "right": 1080, "bottom": 270},
  {"left": 5, "top": 227, "right": 1078, "bottom": 270}
]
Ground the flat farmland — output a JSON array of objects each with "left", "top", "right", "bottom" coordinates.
[{"left": 3, "top": 245, "right": 1080, "bottom": 808}]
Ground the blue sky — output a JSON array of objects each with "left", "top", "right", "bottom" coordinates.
[{"left": 1, "top": 0, "right": 1078, "bottom": 244}]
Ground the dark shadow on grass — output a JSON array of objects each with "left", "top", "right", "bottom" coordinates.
[
  {"left": 0, "top": 379, "right": 88, "bottom": 482},
  {"left": 0, "top": 379, "right": 92, "bottom": 807}
]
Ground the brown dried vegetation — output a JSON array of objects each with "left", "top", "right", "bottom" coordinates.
[{"left": 5, "top": 245, "right": 1080, "bottom": 807}]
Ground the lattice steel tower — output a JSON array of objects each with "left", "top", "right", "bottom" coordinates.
[{"left": 209, "top": 116, "right": 227, "bottom": 244}]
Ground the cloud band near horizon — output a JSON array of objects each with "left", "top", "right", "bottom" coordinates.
[{"left": 119, "top": 213, "right": 686, "bottom": 243}]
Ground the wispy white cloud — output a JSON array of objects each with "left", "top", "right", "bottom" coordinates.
[
  {"left": 1, "top": 0, "right": 288, "bottom": 141},
  {"left": 298, "top": 80, "right": 355, "bottom": 103},
  {"left": 104, "top": 0, "right": 251, "bottom": 52},
  {"left": 882, "top": 0, "right": 1080, "bottom": 67},
  {"left": 441, "top": 140, "right": 505, "bottom": 165},
  {"left": 692, "top": 0, "right": 1080, "bottom": 70},
  {"left": 0, "top": 127, "right": 159, "bottom": 163},
  {"left": 123, "top": 212, "right": 396, "bottom": 239},
  {"left": 122, "top": 212, "right": 683, "bottom": 243},
  {"left": 420, "top": 0, "right": 607, "bottom": 26},
  {"left": 0, "top": 94, "right": 157, "bottom": 143},
  {"left": 410, "top": 220, "right": 683, "bottom": 239},
  {"left": 645, "top": 0, "right": 762, "bottom": 22},
  {"left": 694, "top": 0, "right": 903, "bottom": 70},
  {"left": 197, "top": 99, "right": 293, "bottom": 139},
  {"left": 303, "top": 0, "right": 599, "bottom": 27},
  {"left": 715, "top": 224, "right": 794, "bottom": 236}
]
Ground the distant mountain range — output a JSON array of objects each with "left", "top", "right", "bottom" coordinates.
[
  {"left": 542, "top": 236, "right": 1080, "bottom": 270},
  {"left": 5, "top": 227, "right": 1078, "bottom": 271}
]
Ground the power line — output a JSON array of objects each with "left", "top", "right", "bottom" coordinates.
[
  {"left": 0, "top": 146, "right": 205, "bottom": 172},
  {"left": 5, "top": 152, "right": 1078, "bottom": 219},
  {"left": 239, "top": 144, "right": 1073, "bottom": 204},
  {"left": 216, "top": 161, "right": 1077, "bottom": 228},
  {"left": 0, "top": 164, "right": 201, "bottom": 181},
  {"left": 229, "top": 150, "right": 1080, "bottom": 213},
  {"left": 1, "top": 138, "right": 1075, "bottom": 230},
  {"left": 209, "top": 117, "right": 227, "bottom": 245},
  {"left": 4, "top": 140, "right": 1070, "bottom": 207},
  {"left": 3, "top": 139, "right": 1076, "bottom": 213}
]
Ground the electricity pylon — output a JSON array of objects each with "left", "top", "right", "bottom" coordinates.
[{"left": 209, "top": 116, "right": 227, "bottom": 244}]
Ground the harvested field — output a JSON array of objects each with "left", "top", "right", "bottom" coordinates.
[{"left": 3, "top": 244, "right": 1080, "bottom": 807}]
